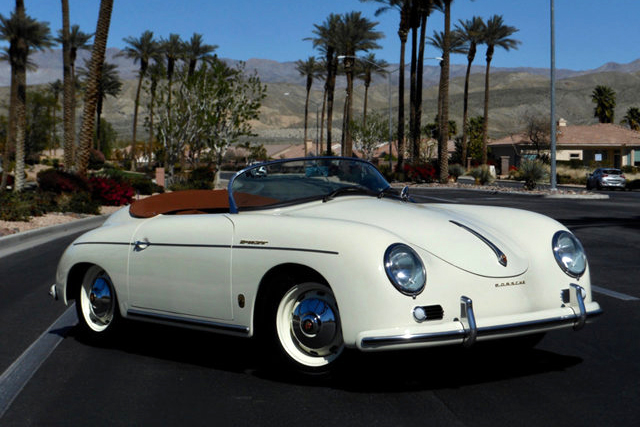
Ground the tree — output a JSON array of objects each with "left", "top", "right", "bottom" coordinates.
[
  {"left": 522, "top": 113, "right": 551, "bottom": 158},
  {"left": 308, "top": 14, "right": 341, "bottom": 156},
  {"left": 350, "top": 111, "right": 388, "bottom": 161},
  {"left": 56, "top": 19, "right": 92, "bottom": 171},
  {"left": 480, "top": 15, "right": 520, "bottom": 165},
  {"left": 436, "top": 0, "right": 454, "bottom": 183},
  {"left": 455, "top": 16, "right": 484, "bottom": 164},
  {"left": 76, "top": 0, "right": 114, "bottom": 176},
  {"left": 356, "top": 53, "right": 388, "bottom": 126},
  {"left": 120, "top": 30, "right": 160, "bottom": 167},
  {"left": 184, "top": 33, "right": 218, "bottom": 77},
  {"left": 295, "top": 56, "right": 321, "bottom": 155},
  {"left": 334, "top": 11, "right": 383, "bottom": 157},
  {"left": 144, "top": 61, "right": 165, "bottom": 163},
  {"left": 0, "top": 2, "right": 53, "bottom": 191},
  {"left": 621, "top": 106, "right": 640, "bottom": 131},
  {"left": 152, "top": 61, "right": 266, "bottom": 182},
  {"left": 453, "top": 115, "right": 484, "bottom": 162},
  {"left": 25, "top": 90, "right": 56, "bottom": 162},
  {"left": 361, "top": 0, "right": 411, "bottom": 171},
  {"left": 591, "top": 85, "right": 616, "bottom": 124},
  {"left": 78, "top": 60, "right": 122, "bottom": 151},
  {"left": 47, "top": 79, "right": 63, "bottom": 154}
]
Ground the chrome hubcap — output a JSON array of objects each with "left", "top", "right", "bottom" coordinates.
[
  {"left": 89, "top": 276, "right": 113, "bottom": 323},
  {"left": 291, "top": 295, "right": 338, "bottom": 354}
]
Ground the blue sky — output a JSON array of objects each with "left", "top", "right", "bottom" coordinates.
[{"left": 4, "top": 0, "right": 639, "bottom": 71}]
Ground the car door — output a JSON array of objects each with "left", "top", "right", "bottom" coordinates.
[{"left": 128, "top": 214, "right": 234, "bottom": 320}]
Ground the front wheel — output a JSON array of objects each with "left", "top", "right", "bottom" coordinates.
[
  {"left": 269, "top": 282, "right": 344, "bottom": 373},
  {"left": 76, "top": 265, "right": 119, "bottom": 335}
]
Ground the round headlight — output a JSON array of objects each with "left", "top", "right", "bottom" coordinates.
[
  {"left": 384, "top": 244, "right": 426, "bottom": 296},
  {"left": 552, "top": 231, "right": 587, "bottom": 278}
]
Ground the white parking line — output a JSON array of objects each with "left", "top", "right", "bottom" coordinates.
[
  {"left": 0, "top": 305, "right": 77, "bottom": 418},
  {"left": 592, "top": 286, "right": 640, "bottom": 301}
]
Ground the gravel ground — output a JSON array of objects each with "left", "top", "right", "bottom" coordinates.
[{"left": 0, "top": 205, "right": 122, "bottom": 237}]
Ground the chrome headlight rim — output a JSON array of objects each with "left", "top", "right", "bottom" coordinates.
[
  {"left": 552, "top": 230, "right": 587, "bottom": 278},
  {"left": 384, "top": 243, "right": 426, "bottom": 297}
]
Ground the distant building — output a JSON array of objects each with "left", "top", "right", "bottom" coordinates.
[{"left": 489, "top": 120, "right": 640, "bottom": 168}]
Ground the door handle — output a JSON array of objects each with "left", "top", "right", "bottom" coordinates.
[{"left": 133, "top": 239, "right": 150, "bottom": 251}]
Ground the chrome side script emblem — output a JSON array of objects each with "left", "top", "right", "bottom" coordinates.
[{"left": 450, "top": 220, "right": 508, "bottom": 267}]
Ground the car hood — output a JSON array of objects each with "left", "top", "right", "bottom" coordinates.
[{"left": 285, "top": 197, "right": 528, "bottom": 278}]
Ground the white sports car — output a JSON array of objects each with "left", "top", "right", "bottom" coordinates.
[{"left": 51, "top": 157, "right": 602, "bottom": 373}]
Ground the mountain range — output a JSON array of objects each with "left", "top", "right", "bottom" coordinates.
[{"left": 2, "top": 49, "right": 640, "bottom": 143}]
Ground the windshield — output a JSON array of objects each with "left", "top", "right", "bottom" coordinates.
[{"left": 228, "top": 157, "right": 390, "bottom": 213}]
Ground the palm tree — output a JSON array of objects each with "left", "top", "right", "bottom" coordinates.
[
  {"left": 0, "top": 2, "right": 53, "bottom": 191},
  {"left": 480, "top": 15, "right": 520, "bottom": 165},
  {"left": 335, "top": 12, "right": 383, "bottom": 157},
  {"left": 57, "top": 18, "right": 93, "bottom": 171},
  {"left": 591, "top": 85, "right": 616, "bottom": 124},
  {"left": 78, "top": 60, "right": 122, "bottom": 150},
  {"left": 308, "top": 14, "right": 341, "bottom": 155},
  {"left": 120, "top": 30, "right": 160, "bottom": 167},
  {"left": 455, "top": 16, "right": 484, "bottom": 166},
  {"left": 428, "top": 29, "right": 465, "bottom": 130},
  {"left": 76, "top": 0, "right": 114, "bottom": 176},
  {"left": 357, "top": 53, "right": 388, "bottom": 126},
  {"left": 184, "top": 33, "right": 217, "bottom": 77},
  {"left": 295, "top": 56, "right": 321, "bottom": 155},
  {"left": 145, "top": 61, "right": 165, "bottom": 163},
  {"left": 621, "top": 107, "right": 640, "bottom": 131},
  {"left": 47, "top": 79, "right": 63, "bottom": 154},
  {"left": 412, "top": 1, "right": 442, "bottom": 163},
  {"left": 362, "top": 0, "right": 411, "bottom": 171},
  {"left": 435, "top": 0, "right": 455, "bottom": 183}
]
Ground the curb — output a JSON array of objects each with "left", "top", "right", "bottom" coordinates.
[{"left": 0, "top": 215, "right": 107, "bottom": 259}]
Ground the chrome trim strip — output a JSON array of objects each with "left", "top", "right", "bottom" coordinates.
[
  {"left": 450, "top": 220, "right": 508, "bottom": 266},
  {"left": 74, "top": 241, "right": 338, "bottom": 255},
  {"left": 360, "top": 308, "right": 603, "bottom": 349},
  {"left": 127, "top": 309, "right": 249, "bottom": 335}
]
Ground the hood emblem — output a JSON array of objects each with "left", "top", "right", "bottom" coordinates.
[{"left": 450, "top": 220, "right": 508, "bottom": 267}]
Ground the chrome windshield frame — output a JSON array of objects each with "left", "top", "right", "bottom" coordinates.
[{"left": 227, "top": 156, "right": 390, "bottom": 214}]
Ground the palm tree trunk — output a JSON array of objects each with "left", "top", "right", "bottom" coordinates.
[
  {"left": 344, "top": 57, "right": 355, "bottom": 157},
  {"left": 461, "top": 55, "right": 473, "bottom": 165},
  {"left": 396, "top": 35, "right": 407, "bottom": 173},
  {"left": 61, "top": 0, "right": 75, "bottom": 171},
  {"left": 415, "top": 13, "right": 428, "bottom": 163},
  {"left": 13, "top": 0, "right": 27, "bottom": 192},
  {"left": 321, "top": 84, "right": 327, "bottom": 150},
  {"left": 481, "top": 48, "right": 494, "bottom": 165},
  {"left": 303, "top": 76, "right": 311, "bottom": 156},
  {"left": 438, "top": 2, "right": 451, "bottom": 184},
  {"left": 363, "top": 82, "right": 369, "bottom": 127},
  {"left": 326, "top": 55, "right": 337, "bottom": 156},
  {"left": 131, "top": 72, "right": 143, "bottom": 170},
  {"left": 1, "top": 72, "right": 17, "bottom": 191},
  {"left": 77, "top": 0, "right": 113, "bottom": 176},
  {"left": 409, "top": 25, "right": 418, "bottom": 163}
]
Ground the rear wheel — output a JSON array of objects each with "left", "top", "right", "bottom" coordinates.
[
  {"left": 76, "top": 265, "right": 119, "bottom": 335},
  {"left": 266, "top": 281, "right": 344, "bottom": 373}
]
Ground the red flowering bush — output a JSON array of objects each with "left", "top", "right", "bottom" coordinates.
[
  {"left": 89, "top": 177, "right": 135, "bottom": 206},
  {"left": 404, "top": 163, "right": 437, "bottom": 183},
  {"left": 37, "top": 168, "right": 89, "bottom": 194}
]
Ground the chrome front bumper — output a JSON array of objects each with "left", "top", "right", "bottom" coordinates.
[{"left": 359, "top": 284, "right": 603, "bottom": 350}]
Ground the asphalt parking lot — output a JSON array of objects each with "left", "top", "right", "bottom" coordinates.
[{"left": 1, "top": 188, "right": 638, "bottom": 426}]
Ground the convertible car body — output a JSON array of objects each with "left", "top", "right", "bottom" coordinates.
[{"left": 51, "top": 157, "right": 602, "bottom": 372}]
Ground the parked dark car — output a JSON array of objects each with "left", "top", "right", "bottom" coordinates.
[{"left": 586, "top": 168, "right": 627, "bottom": 190}]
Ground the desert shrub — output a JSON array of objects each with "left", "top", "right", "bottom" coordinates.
[
  {"left": 404, "top": 163, "right": 437, "bottom": 183},
  {"left": 89, "top": 177, "right": 135, "bottom": 206},
  {"left": 98, "top": 168, "right": 163, "bottom": 195},
  {"left": 88, "top": 148, "right": 106, "bottom": 170},
  {"left": 168, "top": 167, "right": 214, "bottom": 191},
  {"left": 520, "top": 159, "right": 549, "bottom": 190},
  {"left": 57, "top": 192, "right": 101, "bottom": 214},
  {"left": 37, "top": 168, "right": 89, "bottom": 194},
  {"left": 0, "top": 190, "right": 57, "bottom": 221},
  {"left": 448, "top": 164, "right": 465, "bottom": 181},
  {"left": 468, "top": 165, "right": 495, "bottom": 185}
]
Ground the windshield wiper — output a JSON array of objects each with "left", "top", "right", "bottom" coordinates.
[{"left": 322, "top": 185, "right": 375, "bottom": 202}]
